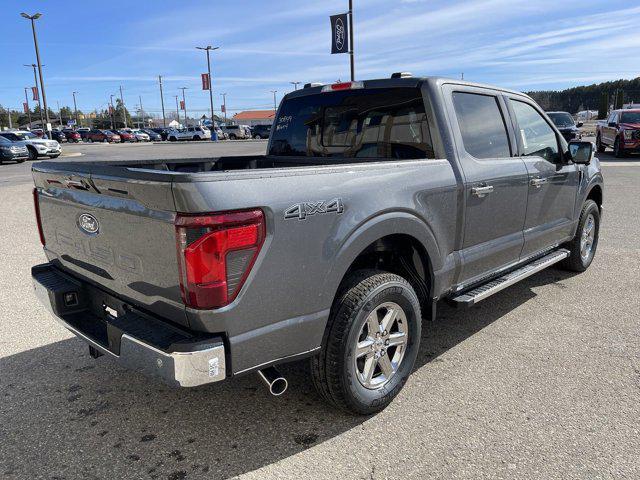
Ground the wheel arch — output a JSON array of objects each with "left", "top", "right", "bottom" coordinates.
[
  {"left": 586, "top": 184, "right": 603, "bottom": 211},
  {"left": 322, "top": 212, "right": 442, "bottom": 320}
]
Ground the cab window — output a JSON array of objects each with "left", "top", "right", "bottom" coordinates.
[{"left": 510, "top": 100, "right": 560, "bottom": 163}]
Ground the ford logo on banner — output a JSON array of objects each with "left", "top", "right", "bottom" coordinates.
[{"left": 330, "top": 13, "right": 349, "bottom": 54}]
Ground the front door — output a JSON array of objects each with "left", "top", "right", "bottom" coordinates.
[
  {"left": 507, "top": 98, "right": 580, "bottom": 257},
  {"left": 445, "top": 87, "right": 529, "bottom": 284},
  {"left": 602, "top": 112, "right": 618, "bottom": 145}
]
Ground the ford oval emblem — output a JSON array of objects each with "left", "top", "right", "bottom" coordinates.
[{"left": 78, "top": 213, "right": 100, "bottom": 235}]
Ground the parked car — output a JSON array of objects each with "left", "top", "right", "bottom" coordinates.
[
  {"left": 214, "top": 126, "right": 228, "bottom": 140},
  {"left": 31, "top": 128, "right": 45, "bottom": 138},
  {"left": 31, "top": 76, "right": 603, "bottom": 414},
  {"left": 220, "top": 124, "right": 251, "bottom": 139},
  {"left": 150, "top": 128, "right": 171, "bottom": 141},
  {"left": 50, "top": 130, "right": 68, "bottom": 143},
  {"left": 131, "top": 129, "right": 150, "bottom": 142},
  {"left": 86, "top": 129, "right": 121, "bottom": 143},
  {"left": 113, "top": 129, "right": 135, "bottom": 142},
  {"left": 596, "top": 109, "right": 640, "bottom": 157},
  {"left": 251, "top": 124, "right": 272, "bottom": 139},
  {"left": 0, "top": 130, "right": 61, "bottom": 159},
  {"left": 167, "top": 126, "right": 211, "bottom": 141},
  {"left": 547, "top": 112, "right": 582, "bottom": 142},
  {"left": 141, "top": 129, "right": 162, "bottom": 141},
  {"left": 0, "top": 135, "right": 28, "bottom": 164},
  {"left": 62, "top": 129, "right": 82, "bottom": 143}
]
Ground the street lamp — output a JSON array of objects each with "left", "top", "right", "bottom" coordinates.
[
  {"left": 270, "top": 90, "right": 278, "bottom": 112},
  {"left": 23, "top": 87, "right": 32, "bottom": 127},
  {"left": 220, "top": 93, "right": 227, "bottom": 124},
  {"left": 290, "top": 81, "right": 301, "bottom": 91},
  {"left": 21, "top": 12, "right": 51, "bottom": 137},
  {"left": 23, "top": 64, "right": 44, "bottom": 129},
  {"left": 196, "top": 45, "right": 220, "bottom": 140},
  {"left": 109, "top": 94, "right": 115, "bottom": 129}
]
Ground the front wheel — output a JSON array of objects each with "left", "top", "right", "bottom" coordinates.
[
  {"left": 614, "top": 137, "right": 625, "bottom": 158},
  {"left": 48, "top": 154, "right": 60, "bottom": 159},
  {"left": 311, "top": 270, "right": 421, "bottom": 415},
  {"left": 27, "top": 147, "right": 38, "bottom": 160},
  {"left": 560, "top": 199, "right": 600, "bottom": 272}
]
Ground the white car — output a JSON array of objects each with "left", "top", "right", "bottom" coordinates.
[
  {"left": 220, "top": 124, "right": 251, "bottom": 140},
  {"left": 167, "top": 126, "right": 211, "bottom": 141},
  {"left": 132, "top": 129, "right": 150, "bottom": 142},
  {"left": 0, "top": 130, "right": 61, "bottom": 159}
]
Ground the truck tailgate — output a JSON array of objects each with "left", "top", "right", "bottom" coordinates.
[{"left": 32, "top": 163, "right": 187, "bottom": 325}]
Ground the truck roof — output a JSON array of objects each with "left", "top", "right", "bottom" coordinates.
[{"left": 285, "top": 76, "right": 531, "bottom": 101}]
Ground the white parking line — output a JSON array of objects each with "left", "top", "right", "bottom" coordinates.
[{"left": 600, "top": 162, "right": 640, "bottom": 167}]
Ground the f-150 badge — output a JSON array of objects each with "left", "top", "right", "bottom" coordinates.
[{"left": 284, "top": 198, "right": 344, "bottom": 220}]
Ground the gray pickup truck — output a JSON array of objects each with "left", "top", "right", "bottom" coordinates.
[{"left": 32, "top": 75, "right": 603, "bottom": 414}]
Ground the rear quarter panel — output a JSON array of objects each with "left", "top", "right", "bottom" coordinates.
[{"left": 172, "top": 160, "right": 458, "bottom": 374}]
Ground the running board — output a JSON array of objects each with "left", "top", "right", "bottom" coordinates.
[{"left": 451, "top": 249, "right": 570, "bottom": 307}]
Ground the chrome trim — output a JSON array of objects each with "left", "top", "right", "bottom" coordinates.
[{"left": 453, "top": 249, "right": 569, "bottom": 305}]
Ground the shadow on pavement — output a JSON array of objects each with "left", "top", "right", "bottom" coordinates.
[{"left": 0, "top": 268, "right": 574, "bottom": 479}]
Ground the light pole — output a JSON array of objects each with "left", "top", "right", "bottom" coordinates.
[
  {"left": 196, "top": 45, "right": 219, "bottom": 139},
  {"left": 348, "top": 0, "right": 355, "bottom": 81},
  {"left": 174, "top": 95, "right": 179, "bottom": 125},
  {"left": 24, "top": 64, "right": 44, "bottom": 129},
  {"left": 270, "top": 90, "right": 278, "bottom": 112},
  {"left": 109, "top": 94, "right": 115, "bottom": 129},
  {"left": 119, "top": 85, "right": 128, "bottom": 128},
  {"left": 24, "top": 87, "right": 32, "bottom": 128},
  {"left": 72, "top": 91, "right": 80, "bottom": 127},
  {"left": 21, "top": 12, "right": 51, "bottom": 136},
  {"left": 290, "top": 81, "right": 301, "bottom": 91},
  {"left": 139, "top": 95, "right": 144, "bottom": 128},
  {"left": 220, "top": 93, "right": 227, "bottom": 124},
  {"left": 158, "top": 75, "right": 166, "bottom": 127},
  {"left": 179, "top": 87, "right": 188, "bottom": 127}
]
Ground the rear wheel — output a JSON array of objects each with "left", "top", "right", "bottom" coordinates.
[
  {"left": 103, "top": 138, "right": 108, "bottom": 143},
  {"left": 310, "top": 270, "right": 421, "bottom": 415},
  {"left": 596, "top": 134, "right": 606, "bottom": 153},
  {"left": 169, "top": 136, "right": 177, "bottom": 142},
  {"left": 560, "top": 199, "right": 600, "bottom": 272}
]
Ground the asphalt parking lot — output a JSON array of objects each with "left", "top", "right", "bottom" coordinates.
[{"left": 1, "top": 140, "right": 639, "bottom": 479}]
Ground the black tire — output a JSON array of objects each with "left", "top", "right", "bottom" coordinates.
[
  {"left": 560, "top": 199, "right": 600, "bottom": 272},
  {"left": 614, "top": 137, "right": 625, "bottom": 158},
  {"left": 27, "top": 146, "right": 38, "bottom": 160},
  {"left": 230, "top": 134, "right": 237, "bottom": 140},
  {"left": 48, "top": 154, "right": 60, "bottom": 159},
  {"left": 103, "top": 138, "right": 108, "bottom": 143},
  {"left": 310, "top": 270, "right": 422, "bottom": 415},
  {"left": 16, "top": 158, "right": 25, "bottom": 163},
  {"left": 596, "top": 134, "right": 606, "bottom": 153}
]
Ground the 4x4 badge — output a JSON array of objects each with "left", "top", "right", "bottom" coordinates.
[{"left": 285, "top": 198, "right": 344, "bottom": 220}]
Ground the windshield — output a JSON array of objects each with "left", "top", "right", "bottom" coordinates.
[
  {"left": 268, "top": 87, "right": 434, "bottom": 159},
  {"left": 620, "top": 112, "right": 640, "bottom": 124},
  {"left": 547, "top": 112, "right": 575, "bottom": 128}
]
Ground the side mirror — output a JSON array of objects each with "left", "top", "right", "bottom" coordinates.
[
  {"left": 576, "top": 122, "right": 583, "bottom": 128},
  {"left": 568, "top": 141, "right": 594, "bottom": 164}
]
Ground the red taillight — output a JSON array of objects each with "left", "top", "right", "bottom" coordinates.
[
  {"left": 322, "top": 81, "right": 364, "bottom": 92},
  {"left": 33, "top": 188, "right": 46, "bottom": 246},
  {"left": 175, "top": 209, "right": 265, "bottom": 309}
]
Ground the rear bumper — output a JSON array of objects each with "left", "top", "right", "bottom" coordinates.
[{"left": 32, "top": 263, "right": 226, "bottom": 387}]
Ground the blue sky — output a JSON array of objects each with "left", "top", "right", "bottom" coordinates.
[{"left": 2, "top": 0, "right": 640, "bottom": 118}]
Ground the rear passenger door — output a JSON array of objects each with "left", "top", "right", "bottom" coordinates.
[
  {"left": 506, "top": 97, "right": 579, "bottom": 257},
  {"left": 444, "top": 86, "right": 529, "bottom": 284}
]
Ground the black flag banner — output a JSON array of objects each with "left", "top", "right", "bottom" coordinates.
[{"left": 330, "top": 13, "right": 349, "bottom": 54}]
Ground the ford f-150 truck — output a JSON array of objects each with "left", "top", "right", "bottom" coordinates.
[
  {"left": 596, "top": 108, "right": 640, "bottom": 157},
  {"left": 32, "top": 75, "right": 603, "bottom": 414}
]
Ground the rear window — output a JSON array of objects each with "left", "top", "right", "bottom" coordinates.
[{"left": 269, "top": 87, "right": 435, "bottom": 159}]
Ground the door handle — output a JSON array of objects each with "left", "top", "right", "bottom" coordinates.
[
  {"left": 471, "top": 185, "right": 494, "bottom": 198},
  {"left": 530, "top": 178, "right": 547, "bottom": 188}
]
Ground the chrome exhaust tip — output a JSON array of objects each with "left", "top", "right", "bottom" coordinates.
[{"left": 257, "top": 366, "right": 288, "bottom": 396}]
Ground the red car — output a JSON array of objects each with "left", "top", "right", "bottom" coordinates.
[
  {"left": 597, "top": 109, "right": 640, "bottom": 157},
  {"left": 86, "top": 129, "right": 121, "bottom": 143},
  {"left": 114, "top": 129, "right": 135, "bottom": 142},
  {"left": 62, "top": 129, "right": 82, "bottom": 143}
]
